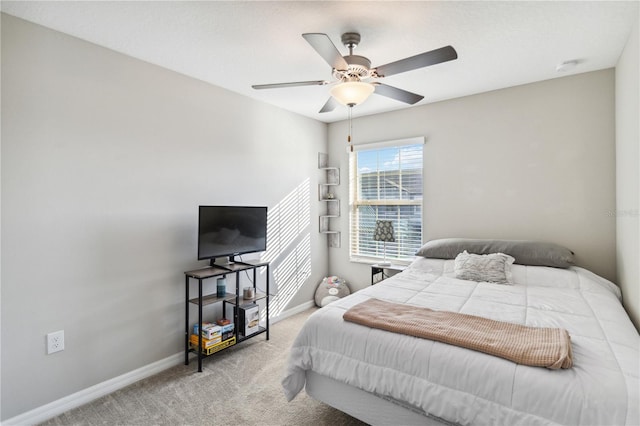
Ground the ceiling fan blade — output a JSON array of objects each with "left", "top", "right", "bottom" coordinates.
[
  {"left": 374, "top": 45, "right": 458, "bottom": 77},
  {"left": 319, "top": 97, "right": 339, "bottom": 113},
  {"left": 302, "top": 33, "right": 349, "bottom": 70},
  {"left": 374, "top": 83, "right": 424, "bottom": 105},
  {"left": 252, "top": 80, "right": 328, "bottom": 90}
]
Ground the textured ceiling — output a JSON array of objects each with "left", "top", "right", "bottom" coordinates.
[{"left": 2, "top": 1, "right": 638, "bottom": 123}]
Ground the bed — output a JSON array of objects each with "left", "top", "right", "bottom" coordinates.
[{"left": 282, "top": 239, "right": 640, "bottom": 426}]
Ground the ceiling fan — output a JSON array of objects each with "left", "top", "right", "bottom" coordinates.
[{"left": 252, "top": 32, "right": 458, "bottom": 113}]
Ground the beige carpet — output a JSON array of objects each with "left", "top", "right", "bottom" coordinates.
[{"left": 40, "top": 308, "right": 367, "bottom": 426}]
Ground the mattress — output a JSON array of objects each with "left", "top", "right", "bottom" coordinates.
[{"left": 282, "top": 257, "right": 640, "bottom": 426}]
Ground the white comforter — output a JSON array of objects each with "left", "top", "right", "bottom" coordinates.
[{"left": 282, "top": 258, "right": 640, "bottom": 426}]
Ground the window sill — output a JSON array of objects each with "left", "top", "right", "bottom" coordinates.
[{"left": 349, "top": 256, "right": 413, "bottom": 266}]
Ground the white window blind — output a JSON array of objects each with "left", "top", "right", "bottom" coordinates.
[{"left": 349, "top": 138, "right": 424, "bottom": 262}]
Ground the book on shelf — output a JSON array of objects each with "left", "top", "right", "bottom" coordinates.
[
  {"left": 190, "top": 336, "right": 236, "bottom": 356},
  {"left": 190, "top": 334, "right": 221, "bottom": 348}
]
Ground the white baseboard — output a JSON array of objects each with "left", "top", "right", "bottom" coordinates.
[
  {"left": 3, "top": 352, "right": 183, "bottom": 426},
  {"left": 270, "top": 300, "right": 315, "bottom": 324},
  {"left": 3, "top": 301, "right": 315, "bottom": 426}
]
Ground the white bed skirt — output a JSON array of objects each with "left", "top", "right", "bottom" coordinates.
[{"left": 305, "top": 370, "right": 454, "bottom": 426}]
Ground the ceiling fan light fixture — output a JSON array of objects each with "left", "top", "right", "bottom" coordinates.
[{"left": 330, "top": 81, "right": 375, "bottom": 107}]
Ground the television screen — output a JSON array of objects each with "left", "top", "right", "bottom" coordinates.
[{"left": 198, "top": 206, "right": 267, "bottom": 262}]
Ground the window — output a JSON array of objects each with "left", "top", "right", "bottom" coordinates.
[{"left": 349, "top": 137, "right": 424, "bottom": 262}]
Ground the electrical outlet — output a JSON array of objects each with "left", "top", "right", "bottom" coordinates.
[{"left": 47, "top": 330, "right": 65, "bottom": 354}]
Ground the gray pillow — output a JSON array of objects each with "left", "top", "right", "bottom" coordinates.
[
  {"left": 454, "top": 251, "right": 515, "bottom": 284},
  {"left": 416, "top": 238, "right": 575, "bottom": 268}
]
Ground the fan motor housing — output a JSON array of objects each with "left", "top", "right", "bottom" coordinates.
[{"left": 335, "top": 54, "right": 371, "bottom": 80}]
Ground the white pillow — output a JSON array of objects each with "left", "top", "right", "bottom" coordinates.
[{"left": 454, "top": 250, "right": 515, "bottom": 284}]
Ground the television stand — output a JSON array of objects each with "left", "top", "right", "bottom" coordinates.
[{"left": 184, "top": 261, "right": 270, "bottom": 372}]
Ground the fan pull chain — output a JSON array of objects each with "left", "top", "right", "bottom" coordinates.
[{"left": 348, "top": 106, "right": 353, "bottom": 152}]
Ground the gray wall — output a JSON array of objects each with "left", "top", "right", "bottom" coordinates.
[
  {"left": 328, "top": 70, "right": 616, "bottom": 291},
  {"left": 615, "top": 18, "right": 639, "bottom": 330},
  {"left": 1, "top": 14, "right": 328, "bottom": 419}
]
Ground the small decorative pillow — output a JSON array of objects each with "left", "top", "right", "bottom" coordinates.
[{"left": 454, "top": 251, "right": 515, "bottom": 284}]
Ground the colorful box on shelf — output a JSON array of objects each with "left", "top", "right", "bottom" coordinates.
[
  {"left": 221, "top": 323, "right": 235, "bottom": 340},
  {"left": 216, "top": 318, "right": 231, "bottom": 326},
  {"left": 201, "top": 323, "right": 222, "bottom": 340},
  {"left": 191, "top": 336, "right": 236, "bottom": 356},
  {"left": 190, "top": 334, "right": 221, "bottom": 349},
  {"left": 193, "top": 322, "right": 214, "bottom": 336}
]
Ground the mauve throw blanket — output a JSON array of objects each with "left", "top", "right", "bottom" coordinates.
[{"left": 343, "top": 298, "right": 573, "bottom": 369}]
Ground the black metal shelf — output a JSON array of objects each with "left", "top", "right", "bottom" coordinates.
[{"left": 184, "top": 260, "right": 270, "bottom": 372}]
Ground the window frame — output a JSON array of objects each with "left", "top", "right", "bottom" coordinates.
[{"left": 348, "top": 137, "right": 425, "bottom": 264}]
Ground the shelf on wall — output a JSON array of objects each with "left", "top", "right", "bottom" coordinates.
[{"left": 318, "top": 153, "right": 341, "bottom": 248}]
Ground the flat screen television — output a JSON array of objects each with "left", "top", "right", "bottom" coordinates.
[{"left": 198, "top": 206, "right": 267, "bottom": 264}]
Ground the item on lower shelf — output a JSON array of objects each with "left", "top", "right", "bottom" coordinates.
[
  {"left": 226, "top": 303, "right": 260, "bottom": 337},
  {"left": 190, "top": 334, "right": 221, "bottom": 349},
  {"left": 191, "top": 336, "right": 236, "bottom": 356},
  {"left": 240, "top": 303, "right": 260, "bottom": 336},
  {"left": 216, "top": 318, "right": 231, "bottom": 326},
  {"left": 201, "top": 323, "right": 221, "bottom": 340},
  {"left": 221, "top": 323, "right": 235, "bottom": 340},
  {"left": 194, "top": 322, "right": 214, "bottom": 336}
]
